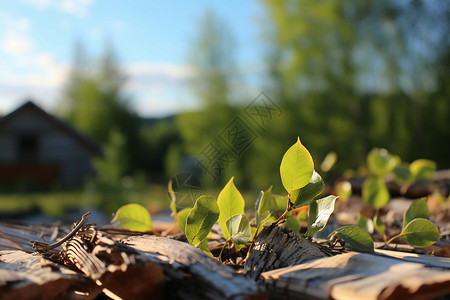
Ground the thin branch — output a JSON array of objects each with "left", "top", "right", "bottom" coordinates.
[{"left": 31, "top": 212, "right": 90, "bottom": 253}]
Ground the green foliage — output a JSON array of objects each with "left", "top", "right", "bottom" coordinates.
[
  {"left": 186, "top": 196, "right": 219, "bottom": 248},
  {"left": 367, "top": 148, "right": 397, "bottom": 176},
  {"left": 336, "top": 181, "right": 352, "bottom": 202},
  {"left": 362, "top": 177, "right": 390, "bottom": 209},
  {"left": 176, "top": 208, "right": 191, "bottom": 234},
  {"left": 111, "top": 203, "right": 152, "bottom": 232},
  {"left": 284, "top": 217, "right": 301, "bottom": 233},
  {"left": 403, "top": 198, "right": 429, "bottom": 228},
  {"left": 385, "top": 199, "right": 440, "bottom": 248},
  {"left": 226, "top": 214, "right": 252, "bottom": 249},
  {"left": 305, "top": 196, "right": 338, "bottom": 238},
  {"left": 291, "top": 170, "right": 325, "bottom": 208},
  {"left": 60, "top": 42, "right": 141, "bottom": 171},
  {"left": 329, "top": 225, "right": 375, "bottom": 253},
  {"left": 217, "top": 177, "right": 245, "bottom": 240},
  {"left": 255, "top": 186, "right": 286, "bottom": 228},
  {"left": 168, "top": 179, "right": 177, "bottom": 217},
  {"left": 410, "top": 159, "right": 437, "bottom": 181},
  {"left": 280, "top": 138, "right": 314, "bottom": 193},
  {"left": 373, "top": 214, "right": 386, "bottom": 236},
  {"left": 357, "top": 214, "right": 374, "bottom": 234},
  {"left": 93, "top": 129, "right": 128, "bottom": 213},
  {"left": 399, "top": 218, "right": 441, "bottom": 247},
  {"left": 392, "top": 163, "right": 413, "bottom": 184}
]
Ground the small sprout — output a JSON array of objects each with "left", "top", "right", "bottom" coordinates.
[
  {"left": 226, "top": 214, "right": 252, "bottom": 250},
  {"left": 305, "top": 195, "right": 338, "bottom": 238},
  {"left": 111, "top": 203, "right": 152, "bottom": 232},
  {"left": 329, "top": 225, "right": 374, "bottom": 253},
  {"left": 362, "top": 176, "right": 390, "bottom": 209},
  {"left": 217, "top": 177, "right": 245, "bottom": 240},
  {"left": 185, "top": 196, "right": 219, "bottom": 249},
  {"left": 280, "top": 137, "right": 314, "bottom": 194}
]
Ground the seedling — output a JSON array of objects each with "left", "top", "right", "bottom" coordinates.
[{"left": 112, "top": 138, "right": 441, "bottom": 257}]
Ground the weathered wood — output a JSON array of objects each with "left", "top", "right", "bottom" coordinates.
[
  {"left": 0, "top": 250, "right": 99, "bottom": 300},
  {"left": 262, "top": 251, "right": 450, "bottom": 300},
  {"left": 124, "top": 235, "right": 266, "bottom": 300},
  {"left": 61, "top": 225, "right": 165, "bottom": 300},
  {"left": 375, "top": 248, "right": 450, "bottom": 269},
  {"left": 243, "top": 226, "right": 330, "bottom": 280}
]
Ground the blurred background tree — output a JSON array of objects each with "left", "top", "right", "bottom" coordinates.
[
  {"left": 59, "top": 42, "right": 142, "bottom": 173},
  {"left": 175, "top": 10, "right": 246, "bottom": 186},
  {"left": 243, "top": 0, "right": 450, "bottom": 191},
  {"left": 59, "top": 0, "right": 449, "bottom": 196}
]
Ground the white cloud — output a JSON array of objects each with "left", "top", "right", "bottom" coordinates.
[
  {"left": 127, "top": 62, "right": 194, "bottom": 79},
  {"left": 125, "top": 62, "right": 197, "bottom": 117},
  {"left": 21, "top": 0, "right": 93, "bottom": 17},
  {"left": 4, "top": 53, "right": 68, "bottom": 88},
  {"left": 0, "top": 50, "right": 69, "bottom": 114},
  {"left": 2, "top": 34, "right": 33, "bottom": 54},
  {"left": 21, "top": 0, "right": 52, "bottom": 9},
  {"left": 59, "top": 0, "right": 93, "bottom": 17}
]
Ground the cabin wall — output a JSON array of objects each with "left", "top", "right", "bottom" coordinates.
[{"left": 0, "top": 109, "right": 98, "bottom": 186}]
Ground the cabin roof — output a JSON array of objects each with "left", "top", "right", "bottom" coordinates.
[{"left": 0, "top": 101, "right": 103, "bottom": 156}]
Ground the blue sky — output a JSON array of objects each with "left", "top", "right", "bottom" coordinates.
[{"left": 0, "top": 0, "right": 265, "bottom": 117}]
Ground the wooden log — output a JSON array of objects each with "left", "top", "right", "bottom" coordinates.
[
  {"left": 0, "top": 250, "right": 100, "bottom": 300},
  {"left": 61, "top": 225, "right": 165, "bottom": 300},
  {"left": 123, "top": 235, "right": 266, "bottom": 300},
  {"left": 243, "top": 226, "right": 330, "bottom": 280},
  {"left": 374, "top": 248, "right": 450, "bottom": 269},
  {"left": 262, "top": 251, "right": 450, "bottom": 300}
]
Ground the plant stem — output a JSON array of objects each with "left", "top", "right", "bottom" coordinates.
[
  {"left": 385, "top": 233, "right": 402, "bottom": 247},
  {"left": 273, "top": 193, "right": 294, "bottom": 225},
  {"left": 218, "top": 240, "right": 230, "bottom": 261}
]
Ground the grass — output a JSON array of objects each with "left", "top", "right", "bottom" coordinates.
[
  {"left": 0, "top": 184, "right": 171, "bottom": 218},
  {"left": 0, "top": 191, "right": 84, "bottom": 217},
  {"left": 0, "top": 183, "right": 262, "bottom": 218}
]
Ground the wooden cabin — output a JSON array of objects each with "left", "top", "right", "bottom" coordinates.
[{"left": 0, "top": 101, "right": 102, "bottom": 186}]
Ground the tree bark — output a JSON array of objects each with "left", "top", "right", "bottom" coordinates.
[
  {"left": 243, "top": 226, "right": 330, "bottom": 280},
  {"left": 123, "top": 235, "right": 266, "bottom": 300}
]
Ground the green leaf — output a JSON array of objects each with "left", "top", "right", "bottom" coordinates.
[
  {"left": 357, "top": 214, "right": 374, "bottom": 234},
  {"left": 197, "top": 238, "right": 214, "bottom": 257},
  {"left": 111, "top": 203, "right": 152, "bottom": 232},
  {"left": 373, "top": 214, "right": 386, "bottom": 236},
  {"left": 185, "top": 196, "right": 219, "bottom": 247},
  {"left": 257, "top": 186, "right": 286, "bottom": 225},
  {"left": 336, "top": 181, "right": 352, "bottom": 202},
  {"left": 329, "top": 225, "right": 374, "bottom": 252},
  {"left": 176, "top": 207, "right": 191, "bottom": 233},
  {"left": 367, "top": 148, "right": 397, "bottom": 176},
  {"left": 254, "top": 191, "right": 264, "bottom": 226},
  {"left": 292, "top": 170, "right": 325, "bottom": 208},
  {"left": 320, "top": 151, "right": 337, "bottom": 172},
  {"left": 362, "top": 177, "right": 390, "bottom": 209},
  {"left": 280, "top": 137, "right": 314, "bottom": 193},
  {"left": 285, "top": 217, "right": 301, "bottom": 233},
  {"left": 168, "top": 179, "right": 177, "bottom": 218},
  {"left": 404, "top": 198, "right": 429, "bottom": 228},
  {"left": 217, "top": 177, "right": 245, "bottom": 240},
  {"left": 410, "top": 159, "right": 436, "bottom": 181},
  {"left": 305, "top": 195, "right": 337, "bottom": 238},
  {"left": 392, "top": 163, "right": 413, "bottom": 184},
  {"left": 226, "top": 214, "right": 251, "bottom": 247},
  {"left": 400, "top": 218, "right": 440, "bottom": 247}
]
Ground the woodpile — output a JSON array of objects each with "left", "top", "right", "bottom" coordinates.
[{"left": 1, "top": 216, "right": 450, "bottom": 299}]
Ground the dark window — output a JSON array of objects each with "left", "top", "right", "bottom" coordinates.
[{"left": 17, "top": 135, "right": 39, "bottom": 164}]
